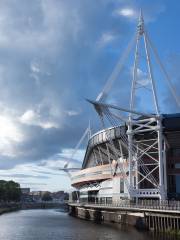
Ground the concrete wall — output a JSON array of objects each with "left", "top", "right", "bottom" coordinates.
[
  {"left": 69, "top": 205, "right": 146, "bottom": 229},
  {"left": 69, "top": 204, "right": 180, "bottom": 233}
]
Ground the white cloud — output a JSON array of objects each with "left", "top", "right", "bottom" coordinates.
[
  {"left": 65, "top": 110, "right": 80, "bottom": 116},
  {"left": 130, "top": 67, "right": 150, "bottom": 86},
  {"left": 0, "top": 162, "right": 71, "bottom": 191},
  {"left": 114, "top": 5, "right": 166, "bottom": 23},
  {"left": 0, "top": 115, "right": 24, "bottom": 157},
  {"left": 0, "top": 116, "right": 23, "bottom": 142},
  {"left": 136, "top": 68, "right": 150, "bottom": 86},
  {"left": 30, "top": 62, "right": 40, "bottom": 73},
  {"left": 115, "top": 7, "right": 138, "bottom": 20},
  {"left": 19, "top": 109, "right": 59, "bottom": 129},
  {"left": 97, "top": 32, "right": 117, "bottom": 48},
  {"left": 20, "top": 109, "right": 35, "bottom": 123}
]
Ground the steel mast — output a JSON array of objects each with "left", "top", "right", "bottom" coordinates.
[
  {"left": 128, "top": 10, "right": 166, "bottom": 200},
  {"left": 88, "top": 9, "right": 171, "bottom": 201}
]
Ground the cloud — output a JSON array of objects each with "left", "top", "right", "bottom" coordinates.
[
  {"left": 113, "top": 2, "right": 165, "bottom": 23},
  {"left": 21, "top": 182, "right": 47, "bottom": 186},
  {"left": 97, "top": 32, "right": 117, "bottom": 48},
  {"left": 0, "top": 113, "right": 24, "bottom": 157},
  {"left": 0, "top": 0, "right": 170, "bottom": 191},
  {"left": 19, "top": 109, "right": 59, "bottom": 129},
  {"left": 30, "top": 62, "right": 41, "bottom": 74},
  {"left": 136, "top": 68, "right": 149, "bottom": 86},
  {"left": 65, "top": 110, "right": 80, "bottom": 117},
  {"left": 0, "top": 173, "right": 50, "bottom": 179},
  {"left": 115, "top": 7, "right": 138, "bottom": 19}
]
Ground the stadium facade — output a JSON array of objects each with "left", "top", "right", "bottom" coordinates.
[
  {"left": 71, "top": 114, "right": 180, "bottom": 203},
  {"left": 70, "top": 11, "right": 180, "bottom": 203}
]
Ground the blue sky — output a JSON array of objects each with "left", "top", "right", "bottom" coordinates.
[{"left": 0, "top": 0, "right": 179, "bottom": 192}]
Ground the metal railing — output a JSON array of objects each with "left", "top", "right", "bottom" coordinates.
[{"left": 69, "top": 199, "right": 180, "bottom": 212}]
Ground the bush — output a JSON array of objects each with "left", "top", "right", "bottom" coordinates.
[{"left": 0, "top": 180, "right": 21, "bottom": 202}]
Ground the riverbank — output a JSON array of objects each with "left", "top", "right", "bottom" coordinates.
[
  {"left": 0, "top": 202, "right": 68, "bottom": 216},
  {"left": 21, "top": 202, "right": 68, "bottom": 210},
  {"left": 0, "top": 207, "right": 20, "bottom": 215}
]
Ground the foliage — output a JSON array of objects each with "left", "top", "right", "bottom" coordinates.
[
  {"left": 64, "top": 192, "right": 69, "bottom": 200},
  {"left": 0, "top": 180, "right": 21, "bottom": 202},
  {"left": 41, "top": 192, "right": 52, "bottom": 201}
]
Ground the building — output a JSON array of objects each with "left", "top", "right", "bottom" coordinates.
[
  {"left": 71, "top": 115, "right": 180, "bottom": 203},
  {"left": 21, "top": 188, "right": 30, "bottom": 194},
  {"left": 70, "top": 12, "right": 180, "bottom": 203},
  {"left": 20, "top": 188, "right": 34, "bottom": 202}
]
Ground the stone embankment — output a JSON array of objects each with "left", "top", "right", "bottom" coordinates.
[{"left": 69, "top": 202, "right": 180, "bottom": 235}]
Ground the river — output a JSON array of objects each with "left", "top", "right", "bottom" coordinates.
[{"left": 0, "top": 209, "right": 178, "bottom": 240}]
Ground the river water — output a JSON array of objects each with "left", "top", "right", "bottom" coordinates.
[{"left": 0, "top": 209, "right": 178, "bottom": 240}]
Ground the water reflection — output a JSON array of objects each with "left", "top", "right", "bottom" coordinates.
[{"left": 0, "top": 209, "right": 178, "bottom": 240}]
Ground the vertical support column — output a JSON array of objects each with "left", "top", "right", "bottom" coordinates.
[
  {"left": 106, "top": 143, "right": 113, "bottom": 175},
  {"left": 129, "top": 34, "right": 140, "bottom": 113},
  {"left": 177, "top": 218, "right": 179, "bottom": 230},
  {"left": 163, "top": 140, "right": 167, "bottom": 198},
  {"left": 135, "top": 142, "right": 139, "bottom": 204},
  {"left": 157, "top": 118, "right": 166, "bottom": 200},
  {"left": 93, "top": 150, "right": 99, "bottom": 166},
  {"left": 170, "top": 217, "right": 173, "bottom": 230},
  {"left": 118, "top": 140, "right": 124, "bottom": 158},
  {"left": 148, "top": 216, "right": 150, "bottom": 230},
  {"left": 154, "top": 216, "right": 157, "bottom": 231},
  {"left": 157, "top": 216, "right": 160, "bottom": 231},
  {"left": 98, "top": 147, "right": 103, "bottom": 165},
  {"left": 173, "top": 218, "right": 176, "bottom": 230},
  {"left": 152, "top": 215, "right": 155, "bottom": 230},
  {"left": 128, "top": 12, "right": 141, "bottom": 201},
  {"left": 127, "top": 120, "right": 133, "bottom": 200}
]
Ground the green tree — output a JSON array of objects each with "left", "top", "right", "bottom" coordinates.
[
  {"left": 41, "top": 192, "right": 52, "bottom": 201},
  {"left": 0, "top": 180, "right": 21, "bottom": 202}
]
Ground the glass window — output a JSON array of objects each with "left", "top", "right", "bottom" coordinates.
[
  {"left": 120, "top": 179, "right": 124, "bottom": 193},
  {"left": 134, "top": 176, "right": 136, "bottom": 188}
]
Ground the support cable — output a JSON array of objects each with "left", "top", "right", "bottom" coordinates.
[
  {"left": 96, "top": 34, "right": 136, "bottom": 102},
  {"left": 101, "top": 106, "right": 158, "bottom": 187},
  {"left": 146, "top": 31, "right": 180, "bottom": 108}
]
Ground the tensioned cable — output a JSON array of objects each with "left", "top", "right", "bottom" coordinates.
[
  {"left": 145, "top": 31, "right": 180, "bottom": 108},
  {"left": 96, "top": 33, "right": 136, "bottom": 102},
  {"left": 100, "top": 105, "right": 158, "bottom": 187},
  {"left": 99, "top": 107, "right": 130, "bottom": 189},
  {"left": 63, "top": 126, "right": 90, "bottom": 179}
]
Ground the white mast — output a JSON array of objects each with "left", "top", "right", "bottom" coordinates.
[
  {"left": 88, "top": 9, "right": 177, "bottom": 201},
  {"left": 129, "top": 9, "right": 159, "bottom": 115},
  {"left": 128, "top": 9, "right": 166, "bottom": 200}
]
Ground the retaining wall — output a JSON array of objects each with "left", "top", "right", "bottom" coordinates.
[{"left": 69, "top": 204, "right": 180, "bottom": 233}]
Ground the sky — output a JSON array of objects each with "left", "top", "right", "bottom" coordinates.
[{"left": 0, "top": 0, "right": 179, "bottom": 192}]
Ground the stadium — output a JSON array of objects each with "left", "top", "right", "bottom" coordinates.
[{"left": 70, "top": 11, "right": 180, "bottom": 204}]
